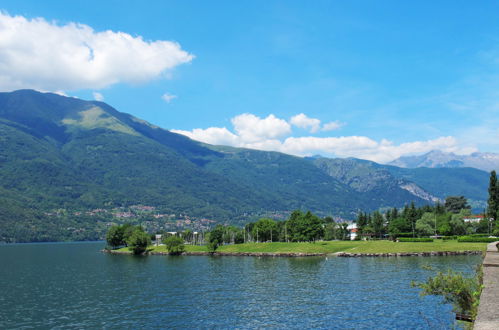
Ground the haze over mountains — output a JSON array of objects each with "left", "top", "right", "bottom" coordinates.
[
  {"left": 390, "top": 150, "right": 499, "bottom": 172},
  {"left": 0, "top": 90, "right": 490, "bottom": 242}
]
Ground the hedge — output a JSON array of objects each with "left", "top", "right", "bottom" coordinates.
[
  {"left": 398, "top": 238, "right": 434, "bottom": 242},
  {"left": 457, "top": 236, "right": 498, "bottom": 243}
]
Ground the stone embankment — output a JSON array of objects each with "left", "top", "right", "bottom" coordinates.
[
  {"left": 103, "top": 249, "right": 327, "bottom": 257},
  {"left": 474, "top": 241, "right": 499, "bottom": 329},
  {"left": 104, "top": 249, "right": 483, "bottom": 258},
  {"left": 336, "top": 251, "right": 482, "bottom": 257}
]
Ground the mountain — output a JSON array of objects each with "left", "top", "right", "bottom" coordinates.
[
  {"left": 312, "top": 157, "right": 489, "bottom": 210},
  {"left": 389, "top": 150, "right": 499, "bottom": 172},
  {"left": 0, "top": 90, "right": 490, "bottom": 242}
]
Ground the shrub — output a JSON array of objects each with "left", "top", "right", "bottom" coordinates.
[
  {"left": 126, "top": 229, "right": 151, "bottom": 255},
  {"left": 457, "top": 236, "right": 498, "bottom": 243},
  {"left": 398, "top": 238, "right": 433, "bottom": 242},
  {"left": 207, "top": 240, "right": 219, "bottom": 253},
  {"left": 412, "top": 266, "right": 483, "bottom": 319},
  {"left": 163, "top": 236, "right": 185, "bottom": 255}
]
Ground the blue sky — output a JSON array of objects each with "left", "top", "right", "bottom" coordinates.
[{"left": 2, "top": 1, "right": 499, "bottom": 162}]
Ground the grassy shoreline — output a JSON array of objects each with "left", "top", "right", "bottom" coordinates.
[{"left": 113, "top": 240, "right": 488, "bottom": 255}]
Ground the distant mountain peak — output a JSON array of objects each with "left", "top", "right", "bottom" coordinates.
[{"left": 389, "top": 150, "right": 498, "bottom": 172}]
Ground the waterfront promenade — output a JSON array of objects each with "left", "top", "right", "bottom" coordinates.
[{"left": 474, "top": 241, "right": 499, "bottom": 329}]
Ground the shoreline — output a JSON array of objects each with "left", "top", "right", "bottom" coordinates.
[{"left": 103, "top": 249, "right": 483, "bottom": 258}]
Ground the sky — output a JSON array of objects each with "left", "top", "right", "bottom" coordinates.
[{"left": 2, "top": 1, "right": 499, "bottom": 163}]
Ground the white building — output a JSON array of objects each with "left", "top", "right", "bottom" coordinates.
[{"left": 347, "top": 223, "right": 358, "bottom": 240}]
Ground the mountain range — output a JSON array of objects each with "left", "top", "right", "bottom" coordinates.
[
  {"left": 390, "top": 150, "right": 499, "bottom": 172},
  {"left": 0, "top": 90, "right": 490, "bottom": 242}
]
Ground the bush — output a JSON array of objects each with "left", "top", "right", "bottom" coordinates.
[
  {"left": 126, "top": 229, "right": 151, "bottom": 255},
  {"left": 395, "top": 232, "right": 415, "bottom": 238},
  {"left": 441, "top": 236, "right": 458, "bottom": 241},
  {"left": 457, "top": 236, "right": 498, "bottom": 243},
  {"left": 398, "top": 238, "right": 434, "bottom": 242},
  {"left": 207, "top": 240, "right": 219, "bottom": 253},
  {"left": 163, "top": 236, "right": 185, "bottom": 255},
  {"left": 411, "top": 266, "right": 483, "bottom": 319}
]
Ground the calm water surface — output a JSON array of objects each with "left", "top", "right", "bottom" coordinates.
[{"left": 0, "top": 242, "right": 481, "bottom": 329}]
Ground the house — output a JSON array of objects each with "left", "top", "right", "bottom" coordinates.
[
  {"left": 347, "top": 223, "right": 358, "bottom": 240},
  {"left": 463, "top": 215, "right": 488, "bottom": 223}
]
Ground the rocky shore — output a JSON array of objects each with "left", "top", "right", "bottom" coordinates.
[
  {"left": 335, "top": 250, "right": 483, "bottom": 257},
  {"left": 103, "top": 249, "right": 483, "bottom": 257}
]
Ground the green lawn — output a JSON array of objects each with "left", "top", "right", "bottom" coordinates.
[
  {"left": 344, "top": 240, "right": 488, "bottom": 254},
  {"left": 116, "top": 240, "right": 488, "bottom": 254}
]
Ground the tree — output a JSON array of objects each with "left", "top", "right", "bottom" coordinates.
[
  {"left": 371, "top": 211, "right": 384, "bottom": 238},
  {"left": 207, "top": 225, "right": 225, "bottom": 253},
  {"left": 163, "top": 236, "right": 185, "bottom": 255},
  {"left": 488, "top": 170, "right": 499, "bottom": 221},
  {"left": 126, "top": 229, "right": 151, "bottom": 255},
  {"left": 445, "top": 196, "right": 470, "bottom": 214},
  {"left": 450, "top": 209, "right": 471, "bottom": 235},
  {"left": 407, "top": 202, "right": 419, "bottom": 237},
  {"left": 106, "top": 225, "right": 125, "bottom": 248},
  {"left": 415, "top": 212, "right": 436, "bottom": 236},
  {"left": 252, "top": 218, "right": 278, "bottom": 242},
  {"left": 356, "top": 212, "right": 368, "bottom": 233}
]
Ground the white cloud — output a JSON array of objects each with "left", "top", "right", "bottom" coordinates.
[
  {"left": 92, "top": 91, "right": 104, "bottom": 101},
  {"left": 231, "top": 113, "right": 291, "bottom": 143},
  {"left": 322, "top": 120, "right": 343, "bottom": 131},
  {"left": 0, "top": 12, "right": 194, "bottom": 91},
  {"left": 290, "top": 113, "right": 321, "bottom": 133},
  {"left": 162, "top": 93, "right": 177, "bottom": 103},
  {"left": 172, "top": 127, "right": 238, "bottom": 146},
  {"left": 172, "top": 112, "right": 475, "bottom": 163}
]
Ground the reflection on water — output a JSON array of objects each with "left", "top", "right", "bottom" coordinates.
[{"left": 0, "top": 242, "right": 480, "bottom": 329}]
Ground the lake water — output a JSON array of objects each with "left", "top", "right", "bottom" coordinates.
[{"left": 0, "top": 242, "right": 481, "bottom": 329}]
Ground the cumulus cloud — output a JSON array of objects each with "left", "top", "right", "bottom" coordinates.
[
  {"left": 0, "top": 12, "right": 194, "bottom": 91},
  {"left": 290, "top": 113, "right": 321, "bottom": 133},
  {"left": 162, "top": 93, "right": 177, "bottom": 103},
  {"left": 322, "top": 120, "right": 343, "bottom": 131},
  {"left": 290, "top": 113, "right": 343, "bottom": 132},
  {"left": 231, "top": 113, "right": 291, "bottom": 143},
  {"left": 172, "top": 113, "right": 474, "bottom": 163},
  {"left": 92, "top": 91, "right": 104, "bottom": 101}
]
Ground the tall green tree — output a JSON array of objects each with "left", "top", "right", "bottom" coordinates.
[
  {"left": 444, "top": 196, "right": 470, "bottom": 213},
  {"left": 487, "top": 170, "right": 499, "bottom": 221},
  {"left": 407, "top": 202, "right": 418, "bottom": 238},
  {"left": 371, "top": 211, "right": 384, "bottom": 238}
]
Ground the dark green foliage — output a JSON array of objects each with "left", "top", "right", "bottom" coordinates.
[
  {"left": 487, "top": 171, "right": 498, "bottom": 219},
  {"left": 251, "top": 218, "right": 278, "bottom": 242},
  {"left": 371, "top": 211, "right": 384, "bottom": 238},
  {"left": 106, "top": 225, "right": 126, "bottom": 248},
  {"left": 286, "top": 210, "right": 324, "bottom": 242},
  {"left": 207, "top": 241, "right": 219, "bottom": 253},
  {"left": 126, "top": 228, "right": 151, "bottom": 255},
  {"left": 163, "top": 236, "right": 185, "bottom": 255},
  {"left": 412, "top": 267, "right": 483, "bottom": 318},
  {"left": 398, "top": 238, "right": 433, "bottom": 242},
  {"left": 207, "top": 225, "right": 224, "bottom": 252},
  {"left": 445, "top": 196, "right": 470, "bottom": 213},
  {"left": 457, "top": 236, "right": 498, "bottom": 243}
]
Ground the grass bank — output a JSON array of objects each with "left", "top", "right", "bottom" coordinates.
[{"left": 115, "top": 240, "right": 487, "bottom": 255}]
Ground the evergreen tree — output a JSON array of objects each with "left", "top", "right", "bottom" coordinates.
[
  {"left": 487, "top": 170, "right": 498, "bottom": 221},
  {"left": 407, "top": 202, "right": 418, "bottom": 238},
  {"left": 372, "top": 211, "right": 384, "bottom": 238}
]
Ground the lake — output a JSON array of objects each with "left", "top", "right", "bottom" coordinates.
[{"left": 0, "top": 242, "right": 481, "bottom": 329}]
